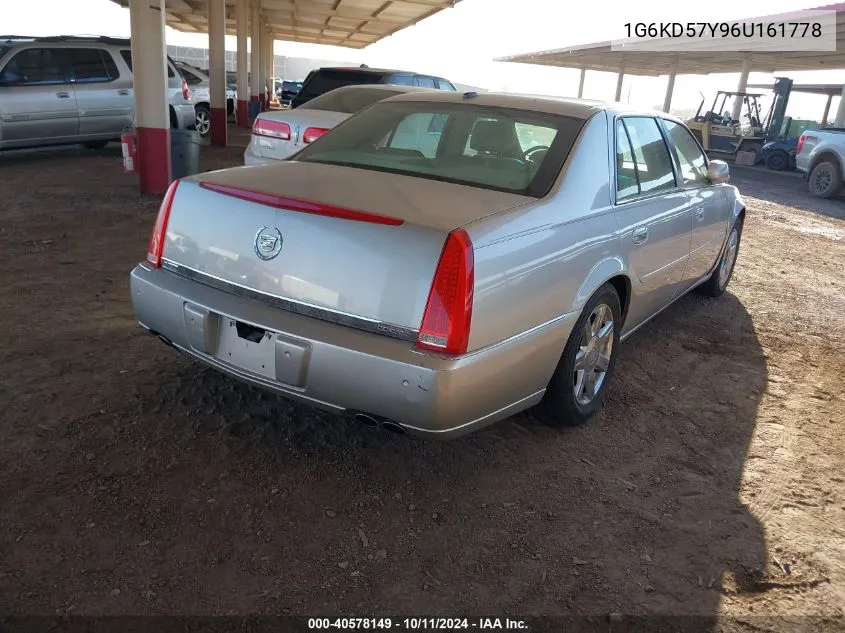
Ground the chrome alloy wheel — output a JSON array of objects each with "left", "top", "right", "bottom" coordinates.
[
  {"left": 573, "top": 303, "right": 614, "bottom": 406},
  {"left": 195, "top": 109, "right": 211, "bottom": 136},
  {"left": 719, "top": 227, "right": 739, "bottom": 289}
]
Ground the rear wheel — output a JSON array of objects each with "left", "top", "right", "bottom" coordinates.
[
  {"left": 538, "top": 284, "right": 621, "bottom": 428},
  {"left": 194, "top": 104, "right": 211, "bottom": 137},
  {"left": 807, "top": 160, "right": 844, "bottom": 199},
  {"left": 764, "top": 150, "right": 789, "bottom": 171},
  {"left": 696, "top": 219, "right": 742, "bottom": 297}
]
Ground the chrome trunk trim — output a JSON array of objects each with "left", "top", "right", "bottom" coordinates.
[{"left": 160, "top": 259, "right": 419, "bottom": 343}]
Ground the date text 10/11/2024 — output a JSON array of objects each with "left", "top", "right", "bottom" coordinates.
[{"left": 307, "top": 618, "right": 528, "bottom": 630}]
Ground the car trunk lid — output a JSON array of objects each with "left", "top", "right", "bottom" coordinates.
[{"left": 161, "top": 162, "right": 531, "bottom": 330}]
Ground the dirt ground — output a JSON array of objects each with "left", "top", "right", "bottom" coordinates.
[{"left": 1, "top": 133, "right": 844, "bottom": 627}]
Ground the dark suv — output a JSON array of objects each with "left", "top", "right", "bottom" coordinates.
[{"left": 291, "top": 66, "right": 455, "bottom": 109}]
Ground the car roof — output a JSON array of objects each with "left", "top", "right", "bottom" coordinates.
[
  {"left": 316, "top": 84, "right": 438, "bottom": 95},
  {"left": 380, "top": 90, "right": 682, "bottom": 122},
  {"left": 311, "top": 66, "right": 446, "bottom": 78}
]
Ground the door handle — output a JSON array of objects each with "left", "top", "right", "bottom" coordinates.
[
  {"left": 56, "top": 91, "right": 71, "bottom": 98},
  {"left": 117, "top": 89, "right": 130, "bottom": 96},
  {"left": 694, "top": 206, "right": 705, "bottom": 222},
  {"left": 632, "top": 226, "right": 649, "bottom": 245}
]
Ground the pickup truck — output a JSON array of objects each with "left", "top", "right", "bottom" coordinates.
[{"left": 795, "top": 128, "right": 845, "bottom": 198}]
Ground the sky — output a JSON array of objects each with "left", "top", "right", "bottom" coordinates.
[{"left": 4, "top": 0, "right": 844, "bottom": 120}]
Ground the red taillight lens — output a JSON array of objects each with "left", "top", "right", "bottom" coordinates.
[
  {"left": 416, "top": 229, "right": 474, "bottom": 355},
  {"left": 146, "top": 179, "right": 179, "bottom": 268},
  {"left": 253, "top": 117, "right": 291, "bottom": 140},
  {"left": 796, "top": 134, "right": 816, "bottom": 154},
  {"left": 303, "top": 127, "right": 329, "bottom": 143},
  {"left": 181, "top": 79, "right": 189, "bottom": 101}
]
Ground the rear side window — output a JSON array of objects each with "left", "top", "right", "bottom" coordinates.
[
  {"left": 119, "top": 50, "right": 175, "bottom": 77},
  {"left": 615, "top": 121, "right": 639, "bottom": 201},
  {"left": 616, "top": 117, "right": 677, "bottom": 200},
  {"left": 179, "top": 67, "right": 204, "bottom": 85},
  {"left": 68, "top": 48, "right": 119, "bottom": 83},
  {"left": 295, "top": 101, "right": 583, "bottom": 197},
  {"left": 437, "top": 80, "right": 455, "bottom": 91},
  {"left": 415, "top": 76, "right": 436, "bottom": 88},
  {"left": 299, "top": 69, "right": 383, "bottom": 97},
  {"left": 388, "top": 74, "right": 415, "bottom": 86},
  {"left": 302, "top": 87, "right": 402, "bottom": 114},
  {"left": 0, "top": 48, "right": 67, "bottom": 85}
]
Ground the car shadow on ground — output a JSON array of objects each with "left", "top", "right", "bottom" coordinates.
[{"left": 88, "top": 288, "right": 769, "bottom": 619}]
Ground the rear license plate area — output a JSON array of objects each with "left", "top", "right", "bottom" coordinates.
[{"left": 215, "top": 318, "right": 310, "bottom": 387}]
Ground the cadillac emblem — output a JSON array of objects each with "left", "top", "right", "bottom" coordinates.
[{"left": 254, "top": 226, "right": 283, "bottom": 260}]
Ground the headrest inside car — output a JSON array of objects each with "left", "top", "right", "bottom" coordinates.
[{"left": 470, "top": 119, "right": 516, "bottom": 154}]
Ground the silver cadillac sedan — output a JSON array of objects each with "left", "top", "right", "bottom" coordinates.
[{"left": 130, "top": 91, "right": 745, "bottom": 439}]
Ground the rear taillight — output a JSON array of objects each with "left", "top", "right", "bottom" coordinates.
[
  {"left": 253, "top": 117, "right": 291, "bottom": 140},
  {"left": 416, "top": 229, "right": 474, "bottom": 355},
  {"left": 181, "top": 79, "right": 189, "bottom": 101},
  {"left": 303, "top": 127, "right": 329, "bottom": 143},
  {"left": 146, "top": 179, "right": 179, "bottom": 268},
  {"left": 796, "top": 134, "right": 816, "bottom": 154}
]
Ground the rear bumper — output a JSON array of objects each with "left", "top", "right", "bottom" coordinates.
[
  {"left": 129, "top": 264, "right": 575, "bottom": 439},
  {"left": 243, "top": 144, "right": 274, "bottom": 166}
]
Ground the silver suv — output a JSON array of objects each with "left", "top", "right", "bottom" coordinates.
[{"left": 0, "top": 35, "right": 197, "bottom": 151}]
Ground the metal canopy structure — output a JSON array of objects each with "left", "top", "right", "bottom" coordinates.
[
  {"left": 496, "top": 4, "right": 845, "bottom": 75},
  {"left": 749, "top": 82, "right": 845, "bottom": 96},
  {"left": 109, "top": 0, "right": 461, "bottom": 48},
  {"left": 495, "top": 3, "right": 845, "bottom": 122}
]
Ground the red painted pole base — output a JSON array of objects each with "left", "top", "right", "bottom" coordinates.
[
  {"left": 237, "top": 100, "right": 250, "bottom": 128},
  {"left": 210, "top": 107, "right": 227, "bottom": 147},
  {"left": 136, "top": 127, "right": 172, "bottom": 195}
]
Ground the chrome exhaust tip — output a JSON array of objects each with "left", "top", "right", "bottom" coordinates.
[
  {"left": 353, "top": 413, "right": 379, "bottom": 427},
  {"left": 381, "top": 421, "right": 406, "bottom": 435}
]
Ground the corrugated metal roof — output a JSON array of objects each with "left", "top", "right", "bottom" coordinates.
[{"left": 109, "top": 0, "right": 461, "bottom": 48}]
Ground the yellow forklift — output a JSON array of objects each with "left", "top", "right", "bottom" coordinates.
[{"left": 686, "top": 77, "right": 793, "bottom": 165}]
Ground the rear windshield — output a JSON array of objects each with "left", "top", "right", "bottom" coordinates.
[
  {"left": 294, "top": 101, "right": 584, "bottom": 197},
  {"left": 302, "top": 87, "right": 403, "bottom": 114},
  {"left": 299, "top": 69, "right": 383, "bottom": 97}
]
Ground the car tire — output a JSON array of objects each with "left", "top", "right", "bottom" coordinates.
[
  {"left": 538, "top": 283, "right": 622, "bottom": 428},
  {"left": 764, "top": 150, "right": 789, "bottom": 171},
  {"left": 695, "top": 218, "right": 743, "bottom": 298},
  {"left": 83, "top": 140, "right": 109, "bottom": 150},
  {"left": 194, "top": 104, "right": 211, "bottom": 137},
  {"left": 807, "top": 160, "right": 844, "bottom": 199}
]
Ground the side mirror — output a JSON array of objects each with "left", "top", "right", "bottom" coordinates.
[{"left": 707, "top": 160, "right": 730, "bottom": 184}]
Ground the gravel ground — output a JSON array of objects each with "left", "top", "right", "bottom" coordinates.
[{"left": 1, "top": 135, "right": 844, "bottom": 625}]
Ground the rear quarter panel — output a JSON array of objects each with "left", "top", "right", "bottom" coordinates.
[
  {"left": 466, "top": 111, "right": 622, "bottom": 351},
  {"left": 807, "top": 133, "right": 845, "bottom": 174}
]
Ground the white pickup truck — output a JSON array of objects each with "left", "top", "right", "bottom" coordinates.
[{"left": 796, "top": 128, "right": 845, "bottom": 198}]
